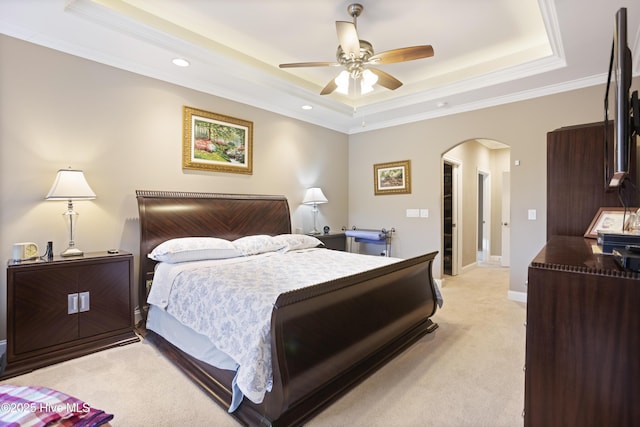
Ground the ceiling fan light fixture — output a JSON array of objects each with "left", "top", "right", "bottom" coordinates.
[
  {"left": 335, "top": 70, "right": 350, "bottom": 94},
  {"left": 360, "top": 82, "right": 374, "bottom": 94},
  {"left": 362, "top": 69, "right": 378, "bottom": 85},
  {"left": 279, "top": 3, "right": 434, "bottom": 97}
]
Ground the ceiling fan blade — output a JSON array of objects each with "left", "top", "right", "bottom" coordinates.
[
  {"left": 320, "top": 78, "right": 338, "bottom": 95},
  {"left": 367, "top": 45, "right": 434, "bottom": 65},
  {"left": 279, "top": 61, "right": 340, "bottom": 68},
  {"left": 368, "top": 68, "right": 403, "bottom": 90},
  {"left": 336, "top": 21, "right": 360, "bottom": 58}
]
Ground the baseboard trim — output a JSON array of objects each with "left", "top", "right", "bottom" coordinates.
[
  {"left": 461, "top": 262, "right": 477, "bottom": 273},
  {"left": 508, "top": 290, "right": 527, "bottom": 303}
]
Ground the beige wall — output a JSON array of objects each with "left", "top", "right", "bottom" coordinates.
[
  {"left": 0, "top": 35, "right": 349, "bottom": 340},
  {"left": 348, "top": 82, "right": 624, "bottom": 297}
]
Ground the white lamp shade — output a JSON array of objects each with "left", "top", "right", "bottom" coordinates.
[
  {"left": 45, "top": 169, "right": 96, "bottom": 200},
  {"left": 361, "top": 69, "right": 378, "bottom": 94},
  {"left": 334, "top": 69, "right": 378, "bottom": 96},
  {"left": 302, "top": 187, "right": 328, "bottom": 205},
  {"left": 335, "top": 70, "right": 350, "bottom": 95}
]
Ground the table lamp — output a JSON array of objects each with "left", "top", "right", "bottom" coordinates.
[
  {"left": 302, "top": 187, "right": 328, "bottom": 235},
  {"left": 45, "top": 168, "right": 96, "bottom": 257}
]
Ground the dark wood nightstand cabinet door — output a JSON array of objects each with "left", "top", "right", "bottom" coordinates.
[
  {"left": 13, "top": 268, "right": 79, "bottom": 354},
  {"left": 79, "top": 259, "right": 131, "bottom": 338}
]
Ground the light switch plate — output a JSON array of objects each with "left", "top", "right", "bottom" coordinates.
[{"left": 406, "top": 209, "right": 419, "bottom": 218}]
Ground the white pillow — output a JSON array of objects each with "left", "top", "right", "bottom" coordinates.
[
  {"left": 149, "top": 237, "right": 241, "bottom": 263},
  {"left": 232, "top": 235, "right": 288, "bottom": 256},
  {"left": 272, "top": 234, "right": 324, "bottom": 251}
]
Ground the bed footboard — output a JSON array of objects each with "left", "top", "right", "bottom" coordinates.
[{"left": 263, "top": 251, "right": 439, "bottom": 425}]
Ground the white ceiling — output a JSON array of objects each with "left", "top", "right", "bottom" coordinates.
[{"left": 1, "top": 0, "right": 639, "bottom": 134}]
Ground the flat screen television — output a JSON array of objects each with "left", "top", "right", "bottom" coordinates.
[{"left": 605, "top": 7, "right": 639, "bottom": 188}]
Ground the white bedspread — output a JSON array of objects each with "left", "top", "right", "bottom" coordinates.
[{"left": 148, "top": 248, "right": 402, "bottom": 406}]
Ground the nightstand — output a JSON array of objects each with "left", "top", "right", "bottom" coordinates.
[
  {"left": 3, "top": 251, "right": 139, "bottom": 379},
  {"left": 314, "top": 233, "right": 346, "bottom": 251}
]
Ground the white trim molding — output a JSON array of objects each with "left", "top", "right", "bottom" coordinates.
[{"left": 508, "top": 290, "right": 527, "bottom": 303}]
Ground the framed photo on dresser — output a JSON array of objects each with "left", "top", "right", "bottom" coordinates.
[{"left": 584, "top": 207, "right": 637, "bottom": 238}]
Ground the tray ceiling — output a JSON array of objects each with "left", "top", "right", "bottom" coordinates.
[{"left": 1, "top": 0, "right": 639, "bottom": 134}]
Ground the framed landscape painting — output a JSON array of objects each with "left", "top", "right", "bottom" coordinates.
[
  {"left": 182, "top": 106, "right": 253, "bottom": 174},
  {"left": 374, "top": 160, "right": 411, "bottom": 195}
]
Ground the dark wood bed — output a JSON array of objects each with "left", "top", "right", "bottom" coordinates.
[{"left": 136, "top": 190, "right": 439, "bottom": 426}]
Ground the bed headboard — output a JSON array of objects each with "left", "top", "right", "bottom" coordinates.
[{"left": 136, "top": 190, "right": 292, "bottom": 316}]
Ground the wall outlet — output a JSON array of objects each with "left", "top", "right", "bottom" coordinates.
[{"left": 420, "top": 209, "right": 429, "bottom": 218}]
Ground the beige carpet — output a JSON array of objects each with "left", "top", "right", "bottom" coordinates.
[{"left": 2, "top": 264, "right": 525, "bottom": 426}]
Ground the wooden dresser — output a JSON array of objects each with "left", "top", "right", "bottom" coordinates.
[{"left": 525, "top": 236, "right": 640, "bottom": 426}]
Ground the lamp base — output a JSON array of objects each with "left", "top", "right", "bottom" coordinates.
[
  {"left": 61, "top": 247, "right": 84, "bottom": 257},
  {"left": 308, "top": 230, "right": 321, "bottom": 235}
]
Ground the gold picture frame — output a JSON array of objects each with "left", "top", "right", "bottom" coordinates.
[
  {"left": 182, "top": 106, "right": 253, "bottom": 174},
  {"left": 584, "top": 207, "right": 637, "bottom": 239},
  {"left": 374, "top": 160, "right": 411, "bottom": 195}
]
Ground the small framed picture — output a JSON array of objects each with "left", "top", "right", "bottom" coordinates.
[
  {"left": 374, "top": 160, "right": 411, "bottom": 195},
  {"left": 584, "top": 207, "right": 636, "bottom": 239}
]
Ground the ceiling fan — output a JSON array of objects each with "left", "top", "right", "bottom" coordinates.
[{"left": 279, "top": 3, "right": 434, "bottom": 96}]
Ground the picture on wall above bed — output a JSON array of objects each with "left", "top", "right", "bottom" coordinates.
[
  {"left": 182, "top": 106, "right": 253, "bottom": 174},
  {"left": 374, "top": 160, "right": 411, "bottom": 195}
]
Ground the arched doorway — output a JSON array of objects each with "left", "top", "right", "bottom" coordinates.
[{"left": 441, "top": 139, "right": 510, "bottom": 275}]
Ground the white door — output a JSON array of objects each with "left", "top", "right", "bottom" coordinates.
[
  {"left": 501, "top": 171, "right": 511, "bottom": 267},
  {"left": 478, "top": 170, "right": 491, "bottom": 263}
]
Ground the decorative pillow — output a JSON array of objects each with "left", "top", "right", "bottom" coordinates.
[
  {"left": 232, "top": 235, "right": 288, "bottom": 256},
  {"left": 148, "top": 237, "right": 241, "bottom": 263},
  {"left": 272, "top": 233, "right": 324, "bottom": 251}
]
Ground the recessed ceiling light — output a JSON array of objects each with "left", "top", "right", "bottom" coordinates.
[
  {"left": 301, "top": 105, "right": 313, "bottom": 110},
  {"left": 172, "top": 58, "right": 190, "bottom": 67}
]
